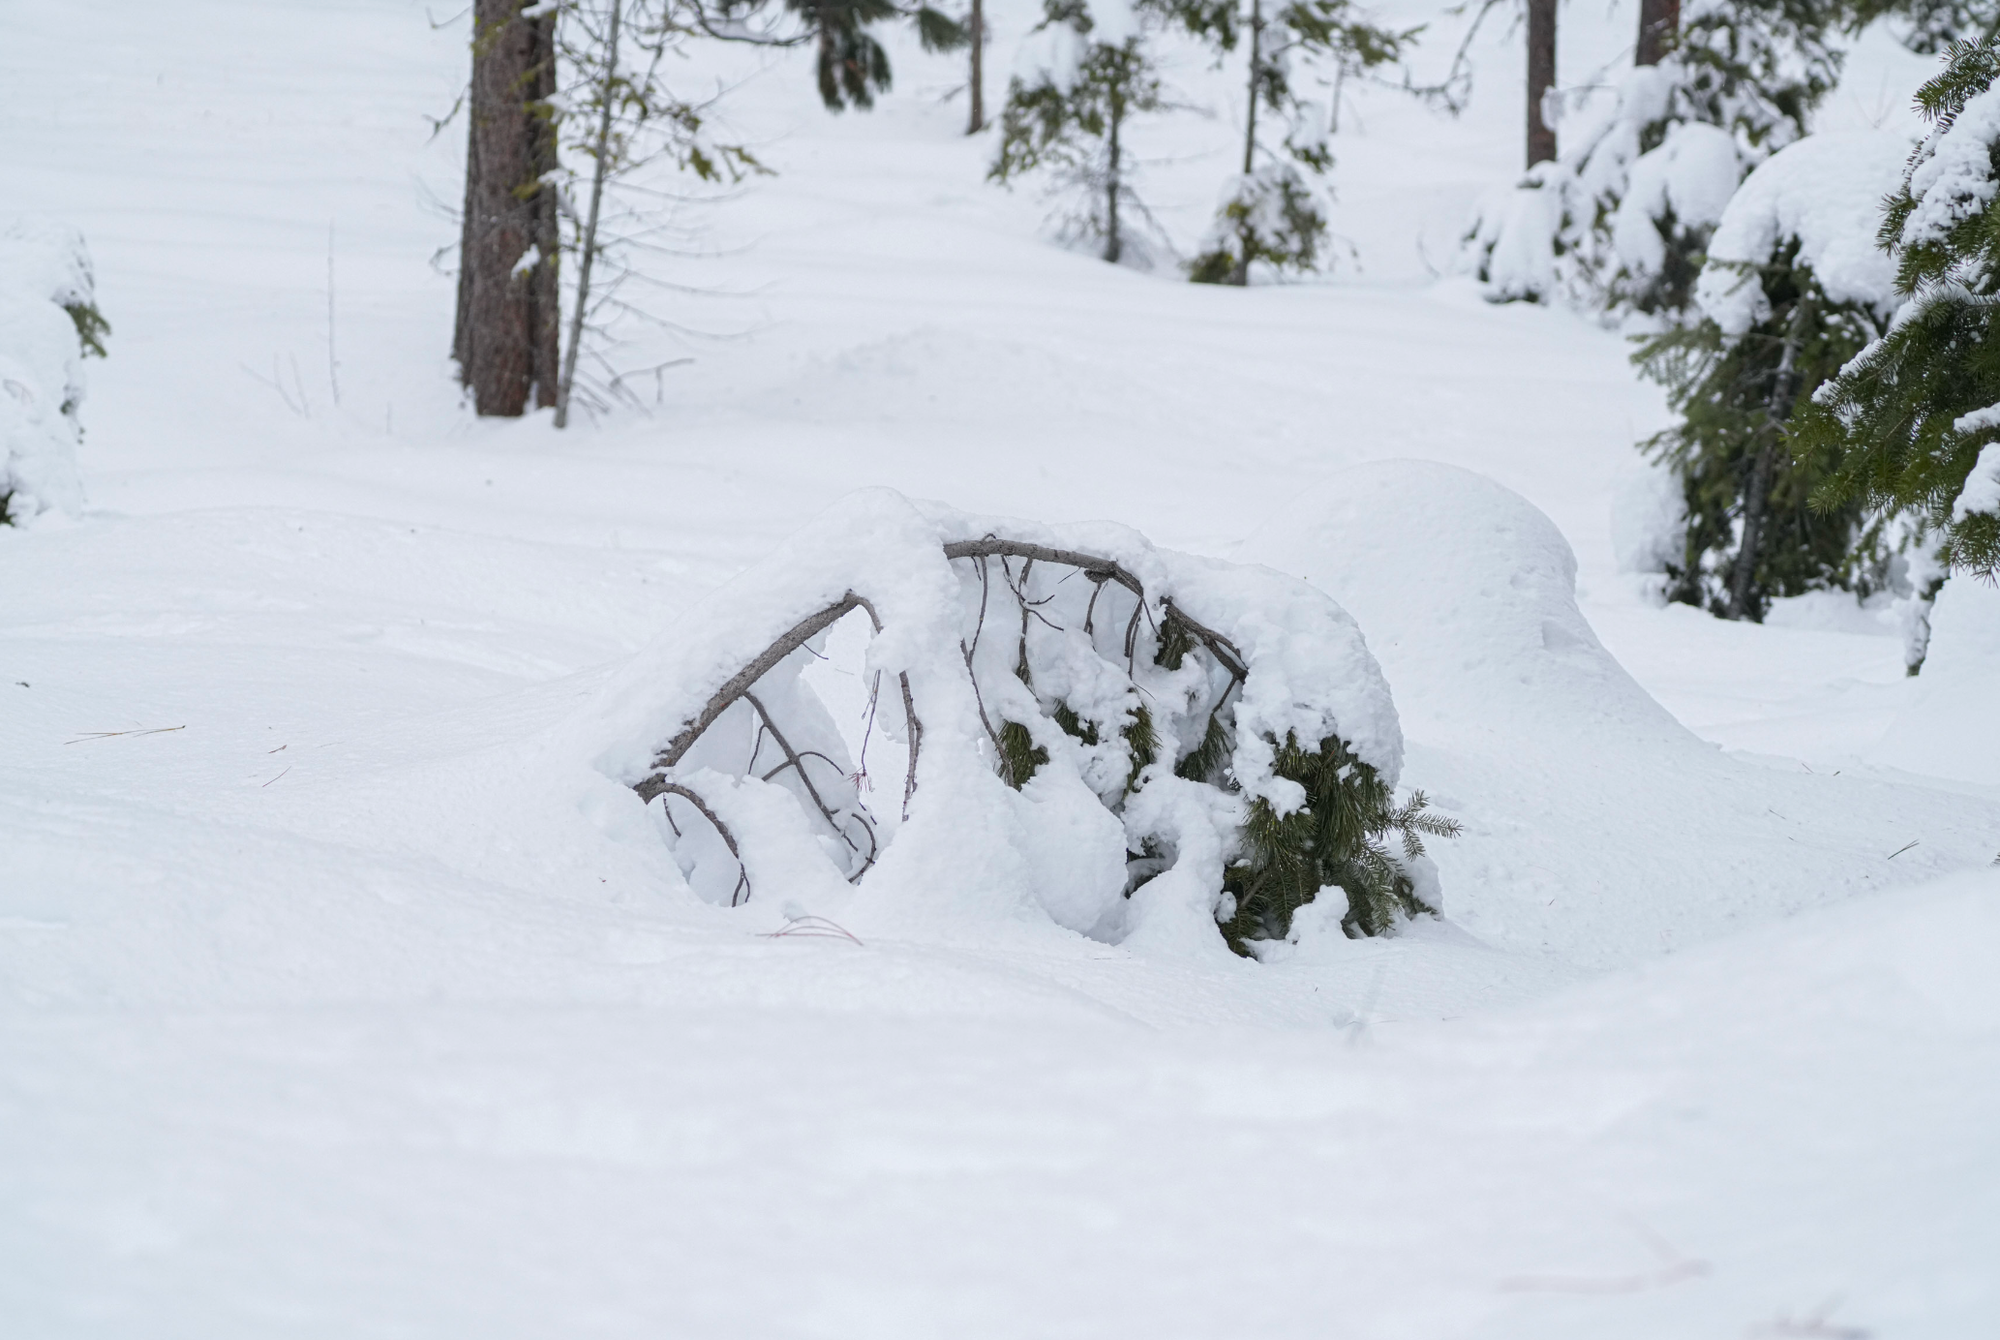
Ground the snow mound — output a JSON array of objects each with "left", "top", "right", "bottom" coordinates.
[
  {"left": 0, "top": 220, "right": 98, "bottom": 520},
  {"left": 1695, "top": 131, "right": 1912, "bottom": 336},
  {"left": 1247, "top": 460, "right": 2000, "bottom": 967}
]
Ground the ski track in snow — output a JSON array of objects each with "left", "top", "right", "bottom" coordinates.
[{"left": 1, "top": 1, "right": 1994, "bottom": 1336}]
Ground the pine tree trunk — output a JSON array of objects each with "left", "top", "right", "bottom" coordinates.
[
  {"left": 456, "top": 0, "right": 560, "bottom": 416},
  {"left": 1230, "top": 0, "right": 1262, "bottom": 287},
  {"left": 1104, "top": 94, "right": 1123, "bottom": 265},
  {"left": 1634, "top": 0, "right": 1679, "bottom": 68},
  {"left": 966, "top": 0, "right": 985, "bottom": 134},
  {"left": 1526, "top": 0, "right": 1557, "bottom": 168},
  {"left": 1728, "top": 306, "right": 1807, "bottom": 621}
]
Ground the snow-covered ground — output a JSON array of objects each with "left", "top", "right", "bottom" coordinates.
[{"left": 3, "top": 1, "right": 1995, "bottom": 1335}]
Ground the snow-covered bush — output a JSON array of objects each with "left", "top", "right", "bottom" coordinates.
[
  {"left": 1461, "top": 0, "right": 1847, "bottom": 317},
  {"left": 597, "top": 489, "right": 1455, "bottom": 954},
  {"left": 1635, "top": 131, "right": 1909, "bottom": 621},
  {"left": 0, "top": 220, "right": 104, "bottom": 523}
]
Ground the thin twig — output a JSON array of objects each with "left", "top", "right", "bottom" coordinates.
[{"left": 64, "top": 725, "right": 185, "bottom": 746}]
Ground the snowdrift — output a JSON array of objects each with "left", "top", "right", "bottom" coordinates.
[{"left": 1247, "top": 460, "right": 2000, "bottom": 967}]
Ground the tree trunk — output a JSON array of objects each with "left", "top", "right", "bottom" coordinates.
[
  {"left": 967, "top": 0, "right": 985, "bottom": 133},
  {"left": 456, "top": 0, "right": 561, "bottom": 416},
  {"left": 1229, "top": 0, "right": 1262, "bottom": 287},
  {"left": 1635, "top": 0, "right": 1679, "bottom": 68},
  {"left": 1104, "top": 94, "right": 1123, "bottom": 265},
  {"left": 1727, "top": 303, "right": 1808, "bottom": 621},
  {"left": 1526, "top": 0, "right": 1557, "bottom": 168}
]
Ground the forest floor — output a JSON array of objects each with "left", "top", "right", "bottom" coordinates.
[{"left": 2, "top": 1, "right": 1994, "bottom": 1336}]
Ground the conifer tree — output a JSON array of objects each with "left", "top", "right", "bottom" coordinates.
[
  {"left": 1636, "top": 237, "right": 1890, "bottom": 619},
  {"left": 989, "top": 0, "right": 1168, "bottom": 265},
  {"left": 1795, "top": 37, "right": 2000, "bottom": 583},
  {"left": 1163, "top": 0, "right": 1409, "bottom": 284}
]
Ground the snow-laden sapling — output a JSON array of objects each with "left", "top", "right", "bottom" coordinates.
[
  {"left": 601, "top": 490, "right": 1457, "bottom": 955},
  {"left": 989, "top": 0, "right": 1170, "bottom": 266},
  {"left": 1795, "top": 38, "right": 2000, "bottom": 643},
  {"left": 1633, "top": 131, "right": 1908, "bottom": 622},
  {"left": 0, "top": 220, "right": 104, "bottom": 524},
  {"left": 1167, "top": 0, "right": 1409, "bottom": 285}
]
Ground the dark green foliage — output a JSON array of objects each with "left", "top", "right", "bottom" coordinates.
[
  {"left": 65, "top": 301, "right": 109, "bottom": 360},
  {"left": 702, "top": 0, "right": 964, "bottom": 111},
  {"left": 1186, "top": 165, "right": 1327, "bottom": 284},
  {"left": 997, "top": 718, "right": 1049, "bottom": 788},
  {"left": 1791, "top": 36, "right": 2000, "bottom": 578},
  {"left": 1634, "top": 241, "right": 1888, "bottom": 617},
  {"left": 1217, "top": 733, "right": 1460, "bottom": 953}
]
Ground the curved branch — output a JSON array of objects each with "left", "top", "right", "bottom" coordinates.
[
  {"left": 944, "top": 538, "right": 1146, "bottom": 597},
  {"left": 653, "top": 593, "right": 868, "bottom": 771},
  {"left": 637, "top": 780, "right": 751, "bottom": 906},
  {"left": 744, "top": 690, "right": 878, "bottom": 883}
]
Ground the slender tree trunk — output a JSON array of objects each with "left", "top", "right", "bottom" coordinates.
[
  {"left": 1230, "top": 0, "right": 1262, "bottom": 287},
  {"left": 1728, "top": 303, "right": 1808, "bottom": 620},
  {"left": 966, "top": 0, "right": 985, "bottom": 133},
  {"left": 1526, "top": 0, "right": 1557, "bottom": 168},
  {"left": 1104, "top": 94, "right": 1123, "bottom": 264},
  {"left": 457, "top": 0, "right": 561, "bottom": 416},
  {"left": 1634, "top": 0, "right": 1679, "bottom": 67},
  {"left": 557, "top": 0, "right": 621, "bottom": 429}
]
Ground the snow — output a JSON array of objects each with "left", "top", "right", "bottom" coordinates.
[
  {"left": 3, "top": 1, "right": 1996, "bottom": 1335},
  {"left": 1610, "top": 120, "right": 1745, "bottom": 275},
  {"left": 1899, "top": 82, "right": 2000, "bottom": 251},
  {"left": 1696, "top": 130, "right": 1913, "bottom": 336}
]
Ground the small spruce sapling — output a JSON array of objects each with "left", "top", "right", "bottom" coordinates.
[
  {"left": 1167, "top": 0, "right": 1410, "bottom": 284},
  {"left": 989, "top": 0, "right": 1169, "bottom": 266}
]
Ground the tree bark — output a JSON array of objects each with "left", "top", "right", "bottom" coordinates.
[
  {"left": 1105, "top": 93, "right": 1123, "bottom": 265},
  {"left": 1635, "top": 0, "right": 1679, "bottom": 68},
  {"left": 1526, "top": 0, "right": 1557, "bottom": 168},
  {"left": 1229, "top": 0, "right": 1263, "bottom": 286},
  {"left": 1728, "top": 303, "right": 1808, "bottom": 621},
  {"left": 456, "top": 0, "right": 561, "bottom": 416},
  {"left": 966, "top": 0, "right": 985, "bottom": 133}
]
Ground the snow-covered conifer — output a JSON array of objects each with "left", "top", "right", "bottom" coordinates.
[
  {"left": 989, "top": 0, "right": 1169, "bottom": 266},
  {"left": 1462, "top": 0, "right": 1849, "bottom": 316},
  {"left": 1635, "top": 131, "right": 1908, "bottom": 621},
  {"left": 1796, "top": 39, "right": 2000, "bottom": 591},
  {"left": 0, "top": 221, "right": 104, "bottom": 524}
]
